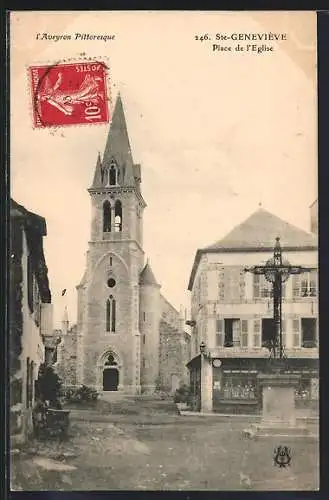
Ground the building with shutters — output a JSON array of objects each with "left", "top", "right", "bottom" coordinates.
[
  {"left": 186, "top": 206, "right": 318, "bottom": 413},
  {"left": 10, "top": 199, "right": 53, "bottom": 443},
  {"left": 55, "top": 95, "right": 190, "bottom": 395}
]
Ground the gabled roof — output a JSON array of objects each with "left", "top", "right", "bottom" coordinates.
[
  {"left": 188, "top": 208, "right": 317, "bottom": 291},
  {"left": 206, "top": 208, "right": 317, "bottom": 251},
  {"left": 139, "top": 261, "right": 160, "bottom": 287}
]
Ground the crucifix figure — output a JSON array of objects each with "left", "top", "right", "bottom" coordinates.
[{"left": 245, "top": 237, "right": 311, "bottom": 360}]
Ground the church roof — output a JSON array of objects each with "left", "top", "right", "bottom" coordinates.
[
  {"left": 90, "top": 94, "right": 142, "bottom": 189},
  {"left": 206, "top": 208, "right": 317, "bottom": 251},
  {"left": 188, "top": 207, "right": 317, "bottom": 291},
  {"left": 139, "top": 261, "right": 160, "bottom": 287},
  {"left": 103, "top": 94, "right": 133, "bottom": 169},
  {"left": 91, "top": 152, "right": 102, "bottom": 188}
]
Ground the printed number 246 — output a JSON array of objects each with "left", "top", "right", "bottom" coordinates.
[{"left": 195, "top": 34, "right": 209, "bottom": 41}]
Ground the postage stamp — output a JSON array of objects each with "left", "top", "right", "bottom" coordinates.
[{"left": 29, "top": 61, "right": 110, "bottom": 128}]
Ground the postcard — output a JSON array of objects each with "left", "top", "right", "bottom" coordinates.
[{"left": 9, "top": 10, "right": 318, "bottom": 491}]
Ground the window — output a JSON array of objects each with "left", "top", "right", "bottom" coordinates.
[
  {"left": 143, "top": 312, "right": 146, "bottom": 322},
  {"left": 253, "top": 275, "right": 287, "bottom": 299},
  {"left": 253, "top": 274, "right": 273, "bottom": 299},
  {"left": 109, "top": 164, "right": 118, "bottom": 185},
  {"left": 241, "top": 320, "right": 248, "bottom": 347},
  {"left": 222, "top": 376, "right": 257, "bottom": 400},
  {"left": 143, "top": 335, "right": 146, "bottom": 345},
  {"left": 103, "top": 201, "right": 111, "bottom": 232},
  {"left": 224, "top": 319, "right": 240, "bottom": 347},
  {"left": 106, "top": 295, "right": 116, "bottom": 333},
  {"left": 223, "top": 268, "right": 240, "bottom": 302},
  {"left": 215, "top": 319, "right": 224, "bottom": 347},
  {"left": 104, "top": 353, "right": 117, "bottom": 366},
  {"left": 301, "top": 318, "right": 317, "bottom": 348},
  {"left": 292, "top": 271, "right": 317, "bottom": 298},
  {"left": 114, "top": 200, "right": 122, "bottom": 232},
  {"left": 107, "top": 278, "right": 116, "bottom": 288},
  {"left": 261, "top": 318, "right": 276, "bottom": 348},
  {"left": 295, "top": 377, "right": 311, "bottom": 400},
  {"left": 253, "top": 319, "right": 261, "bottom": 347}
]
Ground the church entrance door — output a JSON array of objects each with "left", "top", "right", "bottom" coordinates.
[{"left": 103, "top": 368, "right": 119, "bottom": 391}]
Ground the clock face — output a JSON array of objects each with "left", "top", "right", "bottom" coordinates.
[{"left": 213, "top": 359, "right": 222, "bottom": 368}]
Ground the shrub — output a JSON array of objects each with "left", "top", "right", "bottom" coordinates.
[
  {"left": 35, "top": 364, "right": 63, "bottom": 408},
  {"left": 174, "top": 384, "right": 192, "bottom": 404},
  {"left": 64, "top": 385, "right": 99, "bottom": 403}
]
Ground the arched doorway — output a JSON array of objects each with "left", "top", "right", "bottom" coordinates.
[{"left": 102, "top": 353, "right": 120, "bottom": 391}]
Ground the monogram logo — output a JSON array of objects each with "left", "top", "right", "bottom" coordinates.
[{"left": 273, "top": 446, "right": 292, "bottom": 468}]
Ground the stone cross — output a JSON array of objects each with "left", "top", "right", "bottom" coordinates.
[{"left": 245, "top": 237, "right": 311, "bottom": 359}]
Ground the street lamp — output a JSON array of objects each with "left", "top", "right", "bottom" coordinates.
[{"left": 200, "top": 341, "right": 211, "bottom": 360}]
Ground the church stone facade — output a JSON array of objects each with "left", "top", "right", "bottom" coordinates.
[{"left": 56, "top": 95, "right": 190, "bottom": 394}]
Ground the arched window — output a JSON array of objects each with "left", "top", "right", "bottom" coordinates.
[
  {"left": 106, "top": 295, "right": 116, "bottom": 333},
  {"left": 109, "top": 165, "right": 117, "bottom": 185},
  {"left": 104, "top": 353, "right": 117, "bottom": 366},
  {"left": 114, "top": 200, "right": 122, "bottom": 232},
  {"left": 103, "top": 201, "right": 111, "bottom": 232}
]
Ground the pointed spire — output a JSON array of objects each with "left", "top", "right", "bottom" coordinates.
[
  {"left": 91, "top": 152, "right": 103, "bottom": 188},
  {"left": 139, "top": 260, "right": 161, "bottom": 287},
  {"left": 61, "top": 306, "right": 69, "bottom": 335},
  {"left": 103, "top": 94, "right": 135, "bottom": 184}
]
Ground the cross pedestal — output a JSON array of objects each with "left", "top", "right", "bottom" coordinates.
[
  {"left": 246, "top": 371, "right": 309, "bottom": 438},
  {"left": 242, "top": 238, "right": 312, "bottom": 439}
]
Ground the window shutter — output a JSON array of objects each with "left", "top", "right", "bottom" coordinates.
[
  {"left": 281, "top": 319, "right": 286, "bottom": 347},
  {"left": 241, "top": 320, "right": 248, "bottom": 347},
  {"left": 215, "top": 319, "right": 224, "bottom": 347},
  {"left": 253, "top": 319, "right": 261, "bottom": 347},
  {"left": 301, "top": 275, "right": 309, "bottom": 297},
  {"left": 281, "top": 281, "right": 286, "bottom": 299},
  {"left": 239, "top": 269, "right": 245, "bottom": 300},
  {"left": 218, "top": 268, "right": 225, "bottom": 302},
  {"left": 223, "top": 268, "right": 230, "bottom": 302},
  {"left": 292, "top": 319, "right": 300, "bottom": 347},
  {"left": 310, "top": 270, "right": 317, "bottom": 297},
  {"left": 292, "top": 275, "right": 301, "bottom": 298},
  {"left": 253, "top": 275, "right": 260, "bottom": 299}
]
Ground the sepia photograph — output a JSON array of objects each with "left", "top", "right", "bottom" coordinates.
[{"left": 9, "top": 10, "right": 318, "bottom": 491}]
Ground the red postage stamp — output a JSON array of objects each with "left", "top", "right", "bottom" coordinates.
[{"left": 29, "top": 61, "right": 110, "bottom": 128}]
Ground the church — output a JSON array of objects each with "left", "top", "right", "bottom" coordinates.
[{"left": 56, "top": 95, "right": 190, "bottom": 395}]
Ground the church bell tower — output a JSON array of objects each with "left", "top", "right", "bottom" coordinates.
[{"left": 76, "top": 94, "right": 146, "bottom": 394}]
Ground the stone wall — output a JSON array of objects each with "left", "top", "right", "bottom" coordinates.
[
  {"left": 159, "top": 320, "right": 190, "bottom": 392},
  {"left": 57, "top": 327, "right": 78, "bottom": 387}
]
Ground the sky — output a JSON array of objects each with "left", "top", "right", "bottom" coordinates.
[{"left": 10, "top": 11, "right": 317, "bottom": 328}]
